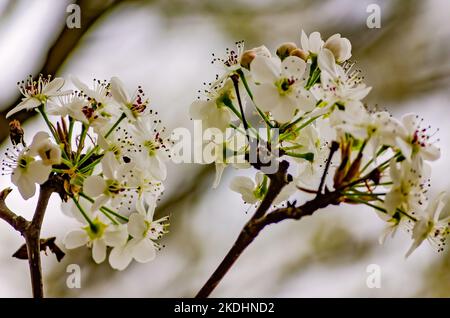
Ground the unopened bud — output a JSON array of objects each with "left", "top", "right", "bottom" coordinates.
[
  {"left": 333, "top": 142, "right": 351, "bottom": 187},
  {"left": 240, "top": 50, "right": 257, "bottom": 69},
  {"left": 290, "top": 48, "right": 309, "bottom": 61},
  {"left": 9, "top": 120, "right": 25, "bottom": 146},
  {"left": 343, "top": 152, "right": 362, "bottom": 183},
  {"left": 276, "top": 42, "right": 297, "bottom": 60}
]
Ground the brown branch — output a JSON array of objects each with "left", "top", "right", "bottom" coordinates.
[
  {"left": 196, "top": 159, "right": 291, "bottom": 298},
  {"left": 195, "top": 189, "right": 342, "bottom": 298},
  {"left": 195, "top": 138, "right": 388, "bottom": 297},
  {"left": 196, "top": 143, "right": 344, "bottom": 298},
  {"left": 251, "top": 160, "right": 290, "bottom": 219},
  {"left": 317, "top": 141, "right": 339, "bottom": 194},
  {"left": 0, "top": 175, "right": 64, "bottom": 298},
  {"left": 0, "top": 188, "right": 29, "bottom": 233},
  {"left": 24, "top": 182, "right": 54, "bottom": 298}
]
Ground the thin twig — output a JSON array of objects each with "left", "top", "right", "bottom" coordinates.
[
  {"left": 25, "top": 183, "right": 54, "bottom": 298},
  {"left": 0, "top": 176, "right": 62, "bottom": 298},
  {"left": 195, "top": 144, "right": 344, "bottom": 298},
  {"left": 195, "top": 190, "right": 342, "bottom": 298},
  {"left": 317, "top": 141, "right": 339, "bottom": 195}
]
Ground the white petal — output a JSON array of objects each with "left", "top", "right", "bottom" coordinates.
[
  {"left": 281, "top": 56, "right": 306, "bottom": 80},
  {"left": 84, "top": 175, "right": 106, "bottom": 197},
  {"left": 109, "top": 245, "right": 133, "bottom": 271},
  {"left": 318, "top": 48, "right": 337, "bottom": 77},
  {"left": 104, "top": 225, "right": 128, "bottom": 247},
  {"left": 405, "top": 240, "right": 422, "bottom": 258},
  {"left": 110, "top": 76, "right": 130, "bottom": 105},
  {"left": 401, "top": 113, "right": 417, "bottom": 133},
  {"left": 92, "top": 239, "right": 107, "bottom": 264},
  {"left": 300, "top": 30, "right": 310, "bottom": 52},
  {"left": 213, "top": 163, "right": 226, "bottom": 189},
  {"left": 28, "top": 161, "right": 51, "bottom": 184},
  {"left": 395, "top": 137, "right": 412, "bottom": 161},
  {"left": 271, "top": 97, "right": 297, "bottom": 123},
  {"left": 384, "top": 189, "right": 402, "bottom": 215},
  {"left": 28, "top": 131, "right": 50, "bottom": 156},
  {"left": 42, "top": 78, "right": 65, "bottom": 94},
  {"left": 253, "top": 83, "right": 281, "bottom": 113},
  {"left": 64, "top": 229, "right": 89, "bottom": 249},
  {"left": 230, "top": 176, "right": 257, "bottom": 203},
  {"left": 127, "top": 213, "right": 146, "bottom": 238},
  {"left": 147, "top": 155, "right": 167, "bottom": 181},
  {"left": 132, "top": 238, "right": 156, "bottom": 263},
  {"left": 101, "top": 152, "right": 117, "bottom": 179},
  {"left": 274, "top": 182, "right": 295, "bottom": 205},
  {"left": 230, "top": 176, "right": 254, "bottom": 193},
  {"left": 91, "top": 195, "right": 109, "bottom": 213},
  {"left": 208, "top": 106, "right": 231, "bottom": 131},
  {"left": 422, "top": 145, "right": 440, "bottom": 161},
  {"left": 339, "top": 38, "right": 352, "bottom": 61},
  {"left": 6, "top": 98, "right": 41, "bottom": 118},
  {"left": 14, "top": 175, "right": 36, "bottom": 200},
  {"left": 250, "top": 56, "right": 280, "bottom": 83},
  {"left": 347, "top": 85, "right": 372, "bottom": 101},
  {"left": 71, "top": 76, "right": 90, "bottom": 95},
  {"left": 189, "top": 100, "right": 210, "bottom": 120},
  {"left": 309, "top": 32, "right": 324, "bottom": 53}
]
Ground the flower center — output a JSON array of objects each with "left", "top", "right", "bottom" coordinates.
[
  {"left": 105, "top": 179, "right": 123, "bottom": 195},
  {"left": 17, "top": 154, "right": 33, "bottom": 171},
  {"left": 144, "top": 140, "right": 157, "bottom": 157},
  {"left": 84, "top": 219, "right": 107, "bottom": 240},
  {"left": 276, "top": 78, "right": 295, "bottom": 96}
]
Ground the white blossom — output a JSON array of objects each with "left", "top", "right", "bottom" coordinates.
[{"left": 6, "top": 75, "right": 69, "bottom": 118}]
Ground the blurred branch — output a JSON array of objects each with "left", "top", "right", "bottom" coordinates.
[{"left": 0, "top": 0, "right": 126, "bottom": 144}]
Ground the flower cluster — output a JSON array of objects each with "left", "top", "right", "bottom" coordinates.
[
  {"left": 3, "top": 75, "right": 170, "bottom": 270},
  {"left": 190, "top": 30, "right": 448, "bottom": 256}
]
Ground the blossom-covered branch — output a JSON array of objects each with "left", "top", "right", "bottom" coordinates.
[
  {"left": 1, "top": 74, "right": 171, "bottom": 297},
  {"left": 191, "top": 30, "right": 449, "bottom": 297}
]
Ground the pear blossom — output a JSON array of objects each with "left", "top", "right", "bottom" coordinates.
[
  {"left": 230, "top": 172, "right": 295, "bottom": 205},
  {"left": 250, "top": 55, "right": 314, "bottom": 122},
  {"left": 190, "top": 79, "right": 235, "bottom": 131},
  {"left": 83, "top": 152, "right": 138, "bottom": 212},
  {"left": 323, "top": 34, "right": 352, "bottom": 63},
  {"left": 128, "top": 115, "right": 170, "bottom": 181},
  {"left": 293, "top": 126, "right": 333, "bottom": 189},
  {"left": 72, "top": 77, "right": 117, "bottom": 131},
  {"left": 406, "top": 192, "right": 450, "bottom": 257},
  {"left": 28, "top": 131, "right": 61, "bottom": 166},
  {"left": 109, "top": 201, "right": 168, "bottom": 270},
  {"left": 8, "top": 149, "right": 51, "bottom": 200},
  {"left": 47, "top": 92, "right": 86, "bottom": 121},
  {"left": 64, "top": 218, "right": 128, "bottom": 264},
  {"left": 394, "top": 113, "right": 440, "bottom": 167},
  {"left": 300, "top": 31, "right": 351, "bottom": 63},
  {"left": 312, "top": 56, "right": 371, "bottom": 106},
  {"left": 1, "top": 130, "right": 63, "bottom": 199},
  {"left": 203, "top": 127, "right": 250, "bottom": 188},
  {"left": 6, "top": 75, "right": 69, "bottom": 118},
  {"left": 335, "top": 111, "right": 405, "bottom": 155},
  {"left": 2, "top": 74, "right": 171, "bottom": 273},
  {"left": 110, "top": 77, "right": 149, "bottom": 121},
  {"left": 384, "top": 159, "right": 428, "bottom": 215},
  {"left": 211, "top": 41, "right": 271, "bottom": 77},
  {"left": 300, "top": 30, "right": 324, "bottom": 56}
]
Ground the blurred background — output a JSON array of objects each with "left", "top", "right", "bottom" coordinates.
[{"left": 0, "top": 0, "right": 449, "bottom": 297}]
